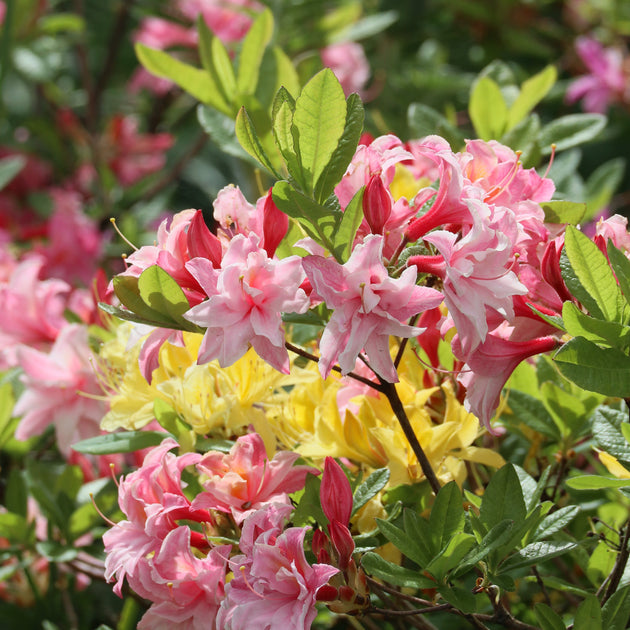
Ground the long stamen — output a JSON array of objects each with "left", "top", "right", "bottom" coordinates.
[
  {"left": 90, "top": 492, "right": 117, "bottom": 527},
  {"left": 239, "top": 565, "right": 266, "bottom": 599},
  {"left": 542, "top": 144, "right": 557, "bottom": 180},
  {"left": 110, "top": 217, "right": 139, "bottom": 251}
]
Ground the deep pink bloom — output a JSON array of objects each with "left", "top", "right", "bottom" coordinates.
[
  {"left": 217, "top": 525, "right": 338, "bottom": 630},
  {"left": 566, "top": 36, "right": 627, "bottom": 113},
  {"left": 321, "top": 41, "right": 370, "bottom": 98},
  {"left": 363, "top": 174, "right": 393, "bottom": 235},
  {"left": 303, "top": 235, "right": 443, "bottom": 381},
  {"left": 13, "top": 324, "right": 107, "bottom": 455},
  {"left": 184, "top": 233, "right": 309, "bottom": 373},
  {"left": 455, "top": 333, "right": 557, "bottom": 431},
  {"left": 193, "top": 433, "right": 318, "bottom": 524}
]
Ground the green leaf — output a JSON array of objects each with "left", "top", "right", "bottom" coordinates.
[
  {"left": 360, "top": 552, "right": 436, "bottom": 589},
  {"left": 332, "top": 186, "right": 364, "bottom": 263},
  {"left": 236, "top": 8, "right": 273, "bottom": 96},
  {"left": 112, "top": 276, "right": 177, "bottom": 327},
  {"left": 197, "top": 105, "right": 253, "bottom": 163},
  {"left": 314, "top": 92, "right": 364, "bottom": 204},
  {"left": 197, "top": 17, "right": 235, "bottom": 112},
  {"left": 137, "top": 265, "right": 191, "bottom": 326},
  {"left": 534, "top": 602, "right": 567, "bottom": 630},
  {"left": 454, "top": 519, "right": 515, "bottom": 575},
  {"left": 71, "top": 431, "right": 172, "bottom": 455},
  {"left": 0, "top": 155, "right": 25, "bottom": 190},
  {"left": 153, "top": 399, "right": 190, "bottom": 437},
  {"left": 585, "top": 158, "right": 625, "bottom": 219},
  {"left": 429, "top": 481, "right": 465, "bottom": 551},
  {"left": 563, "top": 225, "right": 623, "bottom": 322},
  {"left": 272, "top": 180, "right": 338, "bottom": 253},
  {"left": 99, "top": 302, "right": 185, "bottom": 330},
  {"left": 501, "top": 541, "right": 578, "bottom": 572},
  {"left": 538, "top": 113, "right": 606, "bottom": 155},
  {"left": 540, "top": 200, "right": 586, "bottom": 225},
  {"left": 235, "top": 106, "right": 281, "bottom": 178},
  {"left": 407, "top": 102, "right": 465, "bottom": 150},
  {"left": 352, "top": 468, "right": 390, "bottom": 515},
  {"left": 376, "top": 515, "right": 432, "bottom": 567},
  {"left": 507, "top": 65, "right": 557, "bottom": 130},
  {"left": 135, "top": 44, "right": 229, "bottom": 114},
  {"left": 469, "top": 76, "right": 508, "bottom": 140},
  {"left": 592, "top": 407, "right": 630, "bottom": 460},
  {"left": 438, "top": 585, "right": 481, "bottom": 614},
  {"left": 425, "top": 532, "right": 477, "bottom": 581},
  {"left": 541, "top": 380, "right": 588, "bottom": 437},
  {"left": 0, "top": 382, "right": 15, "bottom": 449},
  {"left": 602, "top": 585, "right": 630, "bottom": 630},
  {"left": 257, "top": 46, "right": 301, "bottom": 109},
  {"left": 272, "top": 88, "right": 304, "bottom": 187},
  {"left": 0, "top": 512, "right": 31, "bottom": 542},
  {"left": 292, "top": 474, "right": 326, "bottom": 527},
  {"left": 292, "top": 68, "right": 347, "bottom": 195},
  {"left": 35, "top": 541, "right": 78, "bottom": 563},
  {"left": 501, "top": 113, "right": 541, "bottom": 163},
  {"left": 566, "top": 475, "right": 630, "bottom": 490},
  {"left": 532, "top": 505, "right": 580, "bottom": 540},
  {"left": 479, "top": 464, "right": 526, "bottom": 530},
  {"left": 608, "top": 241, "right": 630, "bottom": 310},
  {"left": 574, "top": 594, "right": 603, "bottom": 630},
  {"left": 504, "top": 389, "right": 561, "bottom": 439},
  {"left": 563, "top": 302, "right": 630, "bottom": 350},
  {"left": 553, "top": 336, "right": 630, "bottom": 397}
]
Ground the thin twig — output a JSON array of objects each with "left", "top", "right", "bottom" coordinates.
[
  {"left": 532, "top": 566, "right": 551, "bottom": 606},
  {"left": 601, "top": 516, "right": 630, "bottom": 605}
]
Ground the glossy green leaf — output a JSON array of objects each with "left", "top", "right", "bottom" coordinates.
[
  {"left": 563, "top": 225, "right": 623, "bottom": 321},
  {"left": 553, "top": 336, "right": 630, "bottom": 397},
  {"left": 35, "top": 541, "right": 78, "bottom": 563},
  {"left": 292, "top": 69, "right": 347, "bottom": 195},
  {"left": 314, "top": 92, "right": 364, "bottom": 204},
  {"left": 197, "top": 17, "right": 235, "bottom": 111},
  {"left": 454, "top": 519, "right": 515, "bottom": 575},
  {"left": 574, "top": 594, "right": 602, "bottom": 630},
  {"left": 360, "top": 552, "right": 436, "bottom": 589},
  {"left": 235, "top": 106, "right": 281, "bottom": 178},
  {"left": 501, "top": 541, "right": 578, "bottom": 572},
  {"left": 352, "top": 468, "right": 390, "bottom": 515},
  {"left": 137, "top": 265, "right": 191, "bottom": 326},
  {"left": 540, "top": 200, "right": 586, "bottom": 225},
  {"left": 532, "top": 505, "right": 580, "bottom": 541},
  {"left": 585, "top": 158, "right": 625, "bottom": 219},
  {"left": 507, "top": 64, "right": 557, "bottom": 130},
  {"left": 608, "top": 241, "right": 630, "bottom": 310},
  {"left": 332, "top": 186, "right": 364, "bottom": 263},
  {"left": 469, "top": 76, "right": 508, "bottom": 140},
  {"left": 501, "top": 113, "right": 540, "bottom": 163},
  {"left": 479, "top": 463, "right": 526, "bottom": 530},
  {"left": 538, "top": 113, "right": 606, "bottom": 155},
  {"left": 563, "top": 302, "right": 630, "bottom": 350},
  {"left": 0, "top": 383, "right": 15, "bottom": 449},
  {"left": 272, "top": 88, "right": 304, "bottom": 188},
  {"left": 257, "top": 46, "right": 301, "bottom": 108},
  {"left": 541, "top": 380, "right": 588, "bottom": 437},
  {"left": 236, "top": 8, "right": 273, "bottom": 95},
  {"left": 112, "top": 276, "right": 176, "bottom": 327},
  {"left": 272, "top": 180, "right": 338, "bottom": 253},
  {"left": 591, "top": 407, "right": 630, "bottom": 460},
  {"left": 429, "top": 481, "right": 465, "bottom": 551},
  {"left": 425, "top": 532, "right": 477, "bottom": 581},
  {"left": 376, "top": 517, "right": 430, "bottom": 567},
  {"left": 402, "top": 508, "right": 436, "bottom": 561},
  {"left": 602, "top": 585, "right": 630, "bottom": 630},
  {"left": 534, "top": 603, "right": 567, "bottom": 630},
  {"left": 504, "top": 389, "right": 561, "bottom": 439},
  {"left": 135, "top": 44, "right": 229, "bottom": 114},
  {"left": 71, "top": 431, "right": 173, "bottom": 455},
  {"left": 566, "top": 475, "right": 630, "bottom": 490},
  {"left": 0, "top": 154, "right": 25, "bottom": 190},
  {"left": 197, "top": 105, "right": 253, "bottom": 162}
]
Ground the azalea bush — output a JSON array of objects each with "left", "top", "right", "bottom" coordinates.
[{"left": 4, "top": 1, "right": 630, "bottom": 629}]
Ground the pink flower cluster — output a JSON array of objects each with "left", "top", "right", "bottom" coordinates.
[{"left": 103, "top": 433, "right": 336, "bottom": 630}]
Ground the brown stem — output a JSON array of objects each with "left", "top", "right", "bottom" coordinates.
[
  {"left": 601, "top": 517, "right": 630, "bottom": 605},
  {"left": 378, "top": 379, "right": 441, "bottom": 495},
  {"left": 532, "top": 566, "right": 551, "bottom": 607}
]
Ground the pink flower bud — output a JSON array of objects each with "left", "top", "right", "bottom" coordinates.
[
  {"left": 261, "top": 188, "right": 288, "bottom": 257},
  {"left": 362, "top": 174, "right": 392, "bottom": 235},
  {"left": 187, "top": 210, "right": 222, "bottom": 268},
  {"left": 329, "top": 520, "right": 355, "bottom": 571},
  {"left": 320, "top": 457, "right": 353, "bottom": 526}
]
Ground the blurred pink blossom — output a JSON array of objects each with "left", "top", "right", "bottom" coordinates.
[
  {"left": 566, "top": 36, "right": 628, "bottom": 113},
  {"left": 321, "top": 41, "right": 371, "bottom": 98},
  {"left": 179, "top": 0, "right": 264, "bottom": 43}
]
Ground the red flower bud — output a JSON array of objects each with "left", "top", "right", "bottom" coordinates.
[
  {"left": 320, "top": 457, "right": 353, "bottom": 526},
  {"left": 329, "top": 520, "right": 355, "bottom": 571},
  {"left": 187, "top": 210, "right": 222, "bottom": 268},
  {"left": 362, "top": 174, "right": 392, "bottom": 235},
  {"left": 262, "top": 188, "right": 288, "bottom": 257}
]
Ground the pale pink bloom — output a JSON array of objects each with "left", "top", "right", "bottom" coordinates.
[
  {"left": 213, "top": 184, "right": 256, "bottom": 239},
  {"left": 321, "top": 41, "right": 370, "bottom": 98},
  {"left": 179, "top": 0, "right": 264, "bottom": 43},
  {"left": 0, "top": 257, "right": 74, "bottom": 369},
  {"left": 455, "top": 332, "right": 557, "bottom": 431},
  {"left": 135, "top": 527, "right": 230, "bottom": 630},
  {"left": 28, "top": 189, "right": 104, "bottom": 286},
  {"left": 0, "top": 3, "right": 6, "bottom": 25},
  {"left": 237, "top": 503, "right": 293, "bottom": 556},
  {"left": 595, "top": 214, "right": 630, "bottom": 252},
  {"left": 417, "top": 199, "right": 528, "bottom": 359},
  {"left": 13, "top": 324, "right": 107, "bottom": 455},
  {"left": 335, "top": 135, "right": 413, "bottom": 209},
  {"left": 134, "top": 16, "right": 198, "bottom": 49},
  {"left": 303, "top": 234, "right": 443, "bottom": 381},
  {"left": 566, "top": 36, "right": 628, "bottom": 113},
  {"left": 138, "top": 327, "right": 185, "bottom": 383},
  {"left": 184, "top": 233, "right": 309, "bottom": 373},
  {"left": 217, "top": 525, "right": 338, "bottom": 630},
  {"left": 0, "top": 228, "right": 17, "bottom": 282},
  {"left": 193, "top": 433, "right": 318, "bottom": 524}
]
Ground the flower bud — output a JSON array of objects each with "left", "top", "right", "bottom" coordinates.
[
  {"left": 320, "top": 457, "right": 353, "bottom": 526},
  {"left": 262, "top": 188, "right": 288, "bottom": 257},
  {"left": 187, "top": 210, "right": 222, "bottom": 267},
  {"left": 362, "top": 174, "right": 392, "bottom": 235}
]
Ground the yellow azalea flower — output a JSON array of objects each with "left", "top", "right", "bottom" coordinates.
[
  {"left": 389, "top": 164, "right": 431, "bottom": 203},
  {"left": 598, "top": 451, "right": 630, "bottom": 479}
]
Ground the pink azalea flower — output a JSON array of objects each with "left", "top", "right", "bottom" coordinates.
[
  {"left": 566, "top": 36, "right": 628, "bottom": 113},
  {"left": 184, "top": 233, "right": 309, "bottom": 373},
  {"left": 193, "top": 433, "right": 318, "bottom": 524},
  {"left": 321, "top": 41, "right": 371, "bottom": 98},
  {"left": 13, "top": 324, "right": 107, "bottom": 456},
  {"left": 455, "top": 332, "right": 557, "bottom": 431},
  {"left": 303, "top": 234, "right": 443, "bottom": 381},
  {"left": 135, "top": 527, "right": 230, "bottom": 630},
  {"left": 217, "top": 525, "right": 338, "bottom": 630}
]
